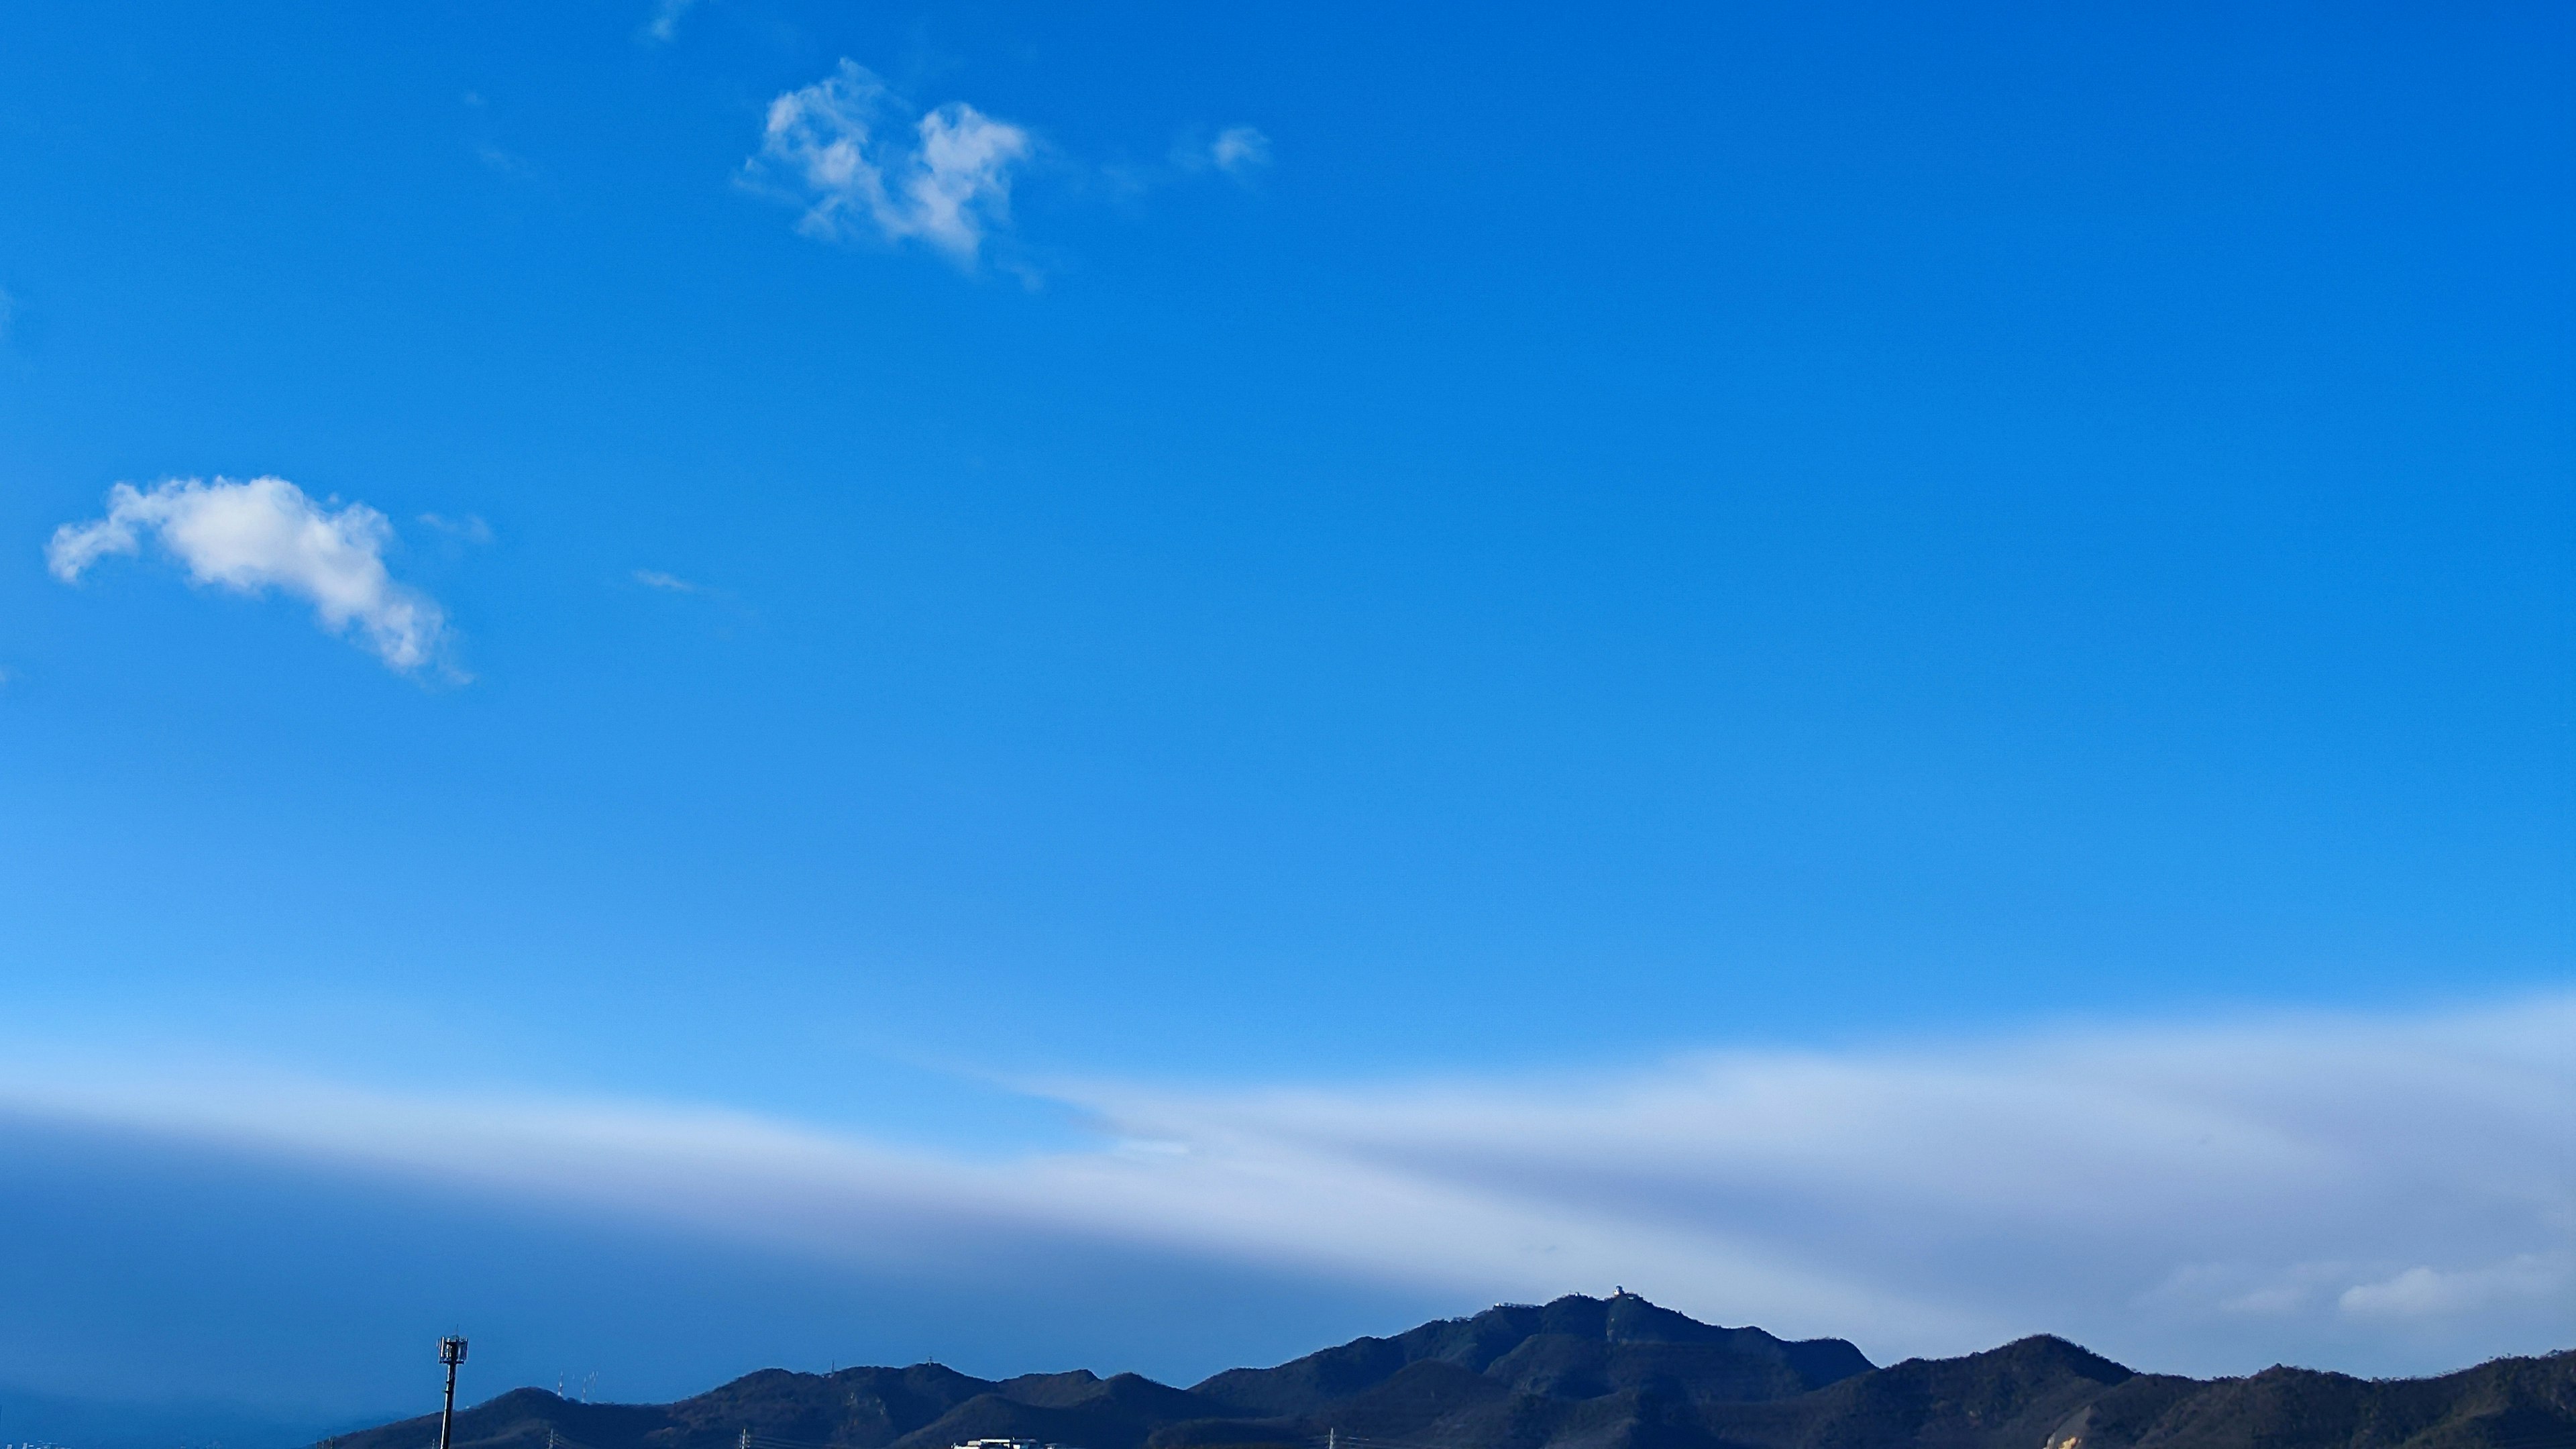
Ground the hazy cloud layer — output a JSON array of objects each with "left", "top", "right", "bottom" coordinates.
[
  {"left": 1, "top": 995, "right": 2565, "bottom": 1377},
  {"left": 48, "top": 477, "right": 450, "bottom": 672},
  {"left": 748, "top": 61, "right": 1031, "bottom": 267}
]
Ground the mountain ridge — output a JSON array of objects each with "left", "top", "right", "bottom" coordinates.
[{"left": 335, "top": 1294, "right": 2576, "bottom": 1449}]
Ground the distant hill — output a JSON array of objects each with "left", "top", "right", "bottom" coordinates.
[{"left": 331, "top": 1293, "right": 2576, "bottom": 1449}]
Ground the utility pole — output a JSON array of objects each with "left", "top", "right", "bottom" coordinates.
[{"left": 437, "top": 1338, "right": 470, "bottom": 1449}]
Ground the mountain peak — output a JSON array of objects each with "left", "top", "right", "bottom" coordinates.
[
  {"left": 1187, "top": 1293, "right": 1874, "bottom": 1419},
  {"left": 329, "top": 1301, "right": 2571, "bottom": 1449}
]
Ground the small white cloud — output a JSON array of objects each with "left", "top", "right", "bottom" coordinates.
[
  {"left": 747, "top": 60, "right": 1032, "bottom": 268},
  {"left": 642, "top": 0, "right": 698, "bottom": 44},
  {"left": 48, "top": 476, "right": 452, "bottom": 674},
  {"left": 2339, "top": 1253, "right": 2573, "bottom": 1319},
  {"left": 633, "top": 569, "right": 706, "bottom": 594}
]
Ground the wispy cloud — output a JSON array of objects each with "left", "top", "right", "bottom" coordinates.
[
  {"left": 642, "top": 0, "right": 700, "bottom": 44},
  {"left": 1212, "top": 126, "right": 1270, "bottom": 174},
  {"left": 47, "top": 476, "right": 453, "bottom": 674},
  {"left": 746, "top": 60, "right": 1032, "bottom": 268},
  {"left": 633, "top": 568, "right": 708, "bottom": 594},
  {"left": 1173, "top": 125, "right": 1271, "bottom": 179},
  {"left": 0, "top": 995, "right": 2565, "bottom": 1375},
  {"left": 2339, "top": 1253, "right": 2574, "bottom": 1319},
  {"left": 476, "top": 144, "right": 538, "bottom": 179},
  {"left": 418, "top": 511, "right": 494, "bottom": 544},
  {"left": 459, "top": 92, "right": 542, "bottom": 182}
]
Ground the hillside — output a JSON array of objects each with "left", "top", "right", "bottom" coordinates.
[{"left": 333, "top": 1294, "right": 2576, "bottom": 1449}]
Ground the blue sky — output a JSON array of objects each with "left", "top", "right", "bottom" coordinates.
[{"left": 0, "top": 0, "right": 2570, "bottom": 1438}]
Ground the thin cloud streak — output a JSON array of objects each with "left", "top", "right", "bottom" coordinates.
[
  {"left": 419, "top": 511, "right": 494, "bottom": 544},
  {"left": 633, "top": 568, "right": 709, "bottom": 593},
  {"left": 0, "top": 994, "right": 2566, "bottom": 1375}
]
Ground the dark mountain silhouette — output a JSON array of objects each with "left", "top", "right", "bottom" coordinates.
[{"left": 333, "top": 1293, "right": 2575, "bottom": 1449}]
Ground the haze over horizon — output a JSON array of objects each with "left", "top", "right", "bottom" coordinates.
[{"left": 0, "top": 0, "right": 2567, "bottom": 1437}]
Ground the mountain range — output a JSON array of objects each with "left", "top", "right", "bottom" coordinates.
[{"left": 335, "top": 1293, "right": 2575, "bottom": 1449}]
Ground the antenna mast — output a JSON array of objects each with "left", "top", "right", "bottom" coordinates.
[{"left": 437, "top": 1338, "right": 470, "bottom": 1449}]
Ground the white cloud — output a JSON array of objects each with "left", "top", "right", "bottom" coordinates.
[
  {"left": 643, "top": 0, "right": 698, "bottom": 43},
  {"left": 633, "top": 568, "right": 706, "bottom": 593},
  {"left": 47, "top": 476, "right": 452, "bottom": 673},
  {"left": 1168, "top": 125, "right": 1272, "bottom": 182},
  {"left": 2198, "top": 1259, "right": 2355, "bottom": 1316},
  {"left": 2339, "top": 1252, "right": 2574, "bottom": 1318},
  {"left": 0, "top": 994, "right": 2567, "bottom": 1377},
  {"left": 748, "top": 60, "right": 1032, "bottom": 267}
]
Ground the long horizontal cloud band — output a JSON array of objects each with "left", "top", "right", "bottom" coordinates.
[{"left": 0, "top": 994, "right": 2565, "bottom": 1379}]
